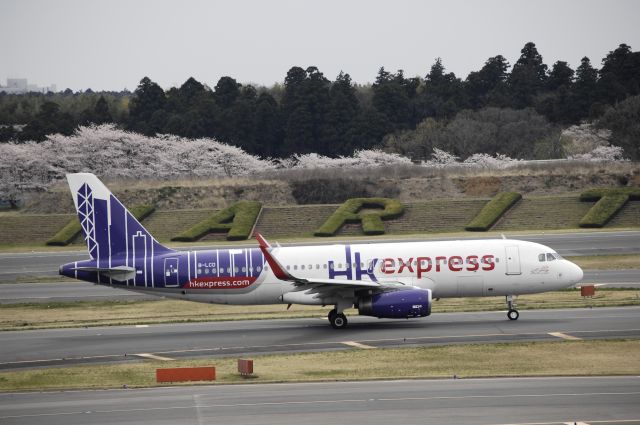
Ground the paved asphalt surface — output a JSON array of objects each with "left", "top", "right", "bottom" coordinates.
[
  {"left": 1, "top": 231, "right": 638, "bottom": 283},
  {"left": 1, "top": 306, "right": 638, "bottom": 370},
  {"left": 0, "top": 376, "right": 638, "bottom": 425}
]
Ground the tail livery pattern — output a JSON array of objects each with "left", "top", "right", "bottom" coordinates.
[
  {"left": 60, "top": 173, "right": 266, "bottom": 291},
  {"left": 67, "top": 173, "right": 172, "bottom": 262},
  {"left": 61, "top": 173, "right": 174, "bottom": 286}
]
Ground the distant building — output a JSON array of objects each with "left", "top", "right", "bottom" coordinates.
[{"left": 0, "top": 78, "right": 56, "bottom": 94}]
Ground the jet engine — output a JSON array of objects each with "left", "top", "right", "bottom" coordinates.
[{"left": 357, "top": 289, "right": 432, "bottom": 319}]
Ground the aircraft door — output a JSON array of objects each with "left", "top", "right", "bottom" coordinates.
[
  {"left": 505, "top": 246, "right": 522, "bottom": 275},
  {"left": 164, "top": 258, "right": 179, "bottom": 287}
]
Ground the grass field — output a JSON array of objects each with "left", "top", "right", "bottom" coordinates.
[
  {"left": 0, "top": 339, "right": 637, "bottom": 391},
  {"left": 2, "top": 288, "right": 638, "bottom": 331},
  {"left": 1, "top": 194, "right": 638, "bottom": 247}
]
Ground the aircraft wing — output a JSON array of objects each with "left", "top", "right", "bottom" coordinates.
[{"left": 255, "top": 233, "right": 408, "bottom": 291}]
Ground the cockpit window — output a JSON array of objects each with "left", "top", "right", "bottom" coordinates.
[
  {"left": 538, "top": 253, "right": 546, "bottom": 262},
  {"left": 546, "top": 253, "right": 561, "bottom": 261}
]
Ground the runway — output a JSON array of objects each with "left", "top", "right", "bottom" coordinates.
[
  {"left": 1, "top": 306, "right": 638, "bottom": 370},
  {"left": 1, "top": 230, "right": 638, "bottom": 283},
  {"left": 0, "top": 268, "right": 637, "bottom": 304},
  {"left": 0, "top": 376, "right": 638, "bottom": 425}
]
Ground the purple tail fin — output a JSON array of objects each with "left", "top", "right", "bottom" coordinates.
[{"left": 67, "top": 173, "right": 173, "bottom": 262}]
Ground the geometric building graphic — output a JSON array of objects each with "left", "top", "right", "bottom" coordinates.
[{"left": 77, "top": 183, "right": 99, "bottom": 259}]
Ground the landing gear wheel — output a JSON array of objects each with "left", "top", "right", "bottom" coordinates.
[
  {"left": 330, "top": 312, "right": 348, "bottom": 329},
  {"left": 507, "top": 309, "right": 520, "bottom": 321},
  {"left": 328, "top": 309, "right": 337, "bottom": 322}
]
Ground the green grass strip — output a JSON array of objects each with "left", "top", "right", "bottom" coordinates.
[
  {"left": 0, "top": 340, "right": 638, "bottom": 391},
  {"left": 171, "top": 201, "right": 262, "bottom": 242},
  {"left": 579, "top": 187, "right": 640, "bottom": 228},
  {"left": 465, "top": 192, "right": 521, "bottom": 231},
  {"left": 314, "top": 198, "right": 404, "bottom": 236},
  {"left": 46, "top": 204, "right": 156, "bottom": 246}
]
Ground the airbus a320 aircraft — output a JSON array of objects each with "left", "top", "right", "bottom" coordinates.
[{"left": 60, "top": 173, "right": 584, "bottom": 329}]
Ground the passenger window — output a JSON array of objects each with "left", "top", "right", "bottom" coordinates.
[
  {"left": 538, "top": 254, "right": 545, "bottom": 262},
  {"left": 301, "top": 265, "right": 305, "bottom": 270},
  {"left": 205, "top": 268, "right": 210, "bottom": 274},
  {"left": 294, "top": 265, "right": 298, "bottom": 270},
  {"left": 212, "top": 268, "right": 217, "bottom": 274},
  {"left": 257, "top": 266, "right": 261, "bottom": 272},
  {"left": 309, "top": 265, "right": 312, "bottom": 270},
  {"left": 197, "top": 268, "right": 202, "bottom": 274},
  {"left": 241, "top": 267, "right": 246, "bottom": 272},
  {"left": 323, "top": 264, "right": 327, "bottom": 269},
  {"left": 546, "top": 253, "right": 556, "bottom": 261},
  {"left": 264, "top": 265, "right": 269, "bottom": 271}
]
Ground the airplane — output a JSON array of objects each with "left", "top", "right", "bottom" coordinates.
[{"left": 59, "top": 173, "right": 584, "bottom": 329}]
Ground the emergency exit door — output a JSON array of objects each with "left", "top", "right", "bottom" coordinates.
[{"left": 505, "top": 246, "right": 521, "bottom": 275}]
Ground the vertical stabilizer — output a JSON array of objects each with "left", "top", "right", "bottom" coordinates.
[{"left": 66, "top": 173, "right": 173, "bottom": 263}]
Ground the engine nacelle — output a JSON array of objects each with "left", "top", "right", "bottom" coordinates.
[{"left": 357, "top": 289, "right": 432, "bottom": 319}]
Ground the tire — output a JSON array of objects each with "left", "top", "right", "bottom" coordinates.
[
  {"left": 330, "top": 313, "right": 348, "bottom": 329},
  {"left": 507, "top": 309, "right": 519, "bottom": 321},
  {"left": 328, "top": 309, "right": 337, "bottom": 322}
]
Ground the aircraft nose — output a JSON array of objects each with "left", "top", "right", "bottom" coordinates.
[{"left": 568, "top": 262, "right": 583, "bottom": 284}]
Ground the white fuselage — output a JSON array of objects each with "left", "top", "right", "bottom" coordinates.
[{"left": 174, "top": 239, "right": 583, "bottom": 306}]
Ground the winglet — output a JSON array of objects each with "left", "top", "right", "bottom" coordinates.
[{"left": 256, "top": 233, "right": 292, "bottom": 281}]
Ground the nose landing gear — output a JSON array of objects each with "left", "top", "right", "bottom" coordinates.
[{"left": 506, "top": 295, "right": 519, "bottom": 321}]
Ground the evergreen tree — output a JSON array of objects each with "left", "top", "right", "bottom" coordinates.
[
  {"left": 419, "top": 58, "right": 466, "bottom": 119},
  {"left": 322, "top": 72, "right": 361, "bottom": 155},
  {"left": 253, "top": 92, "right": 282, "bottom": 157},
  {"left": 465, "top": 55, "right": 510, "bottom": 108},
  {"left": 546, "top": 61, "right": 574, "bottom": 91},
  {"left": 572, "top": 57, "right": 599, "bottom": 120},
  {"left": 128, "top": 77, "right": 166, "bottom": 134},
  {"left": 281, "top": 66, "right": 331, "bottom": 155},
  {"left": 508, "top": 42, "right": 548, "bottom": 108},
  {"left": 372, "top": 67, "right": 412, "bottom": 132},
  {"left": 598, "top": 43, "right": 640, "bottom": 104},
  {"left": 19, "top": 101, "right": 74, "bottom": 141},
  {"left": 214, "top": 76, "right": 241, "bottom": 108},
  {"left": 93, "top": 96, "right": 112, "bottom": 124}
]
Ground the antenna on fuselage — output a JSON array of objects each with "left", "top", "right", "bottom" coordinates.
[{"left": 501, "top": 234, "right": 507, "bottom": 240}]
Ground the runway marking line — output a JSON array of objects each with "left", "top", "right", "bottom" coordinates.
[
  {"left": 134, "top": 353, "right": 174, "bottom": 361},
  {"left": 342, "top": 341, "right": 375, "bottom": 349},
  {"left": 549, "top": 332, "right": 583, "bottom": 341},
  {"left": 1, "top": 392, "right": 638, "bottom": 420}
]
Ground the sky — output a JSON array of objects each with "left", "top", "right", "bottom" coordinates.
[{"left": 2, "top": 0, "right": 639, "bottom": 92}]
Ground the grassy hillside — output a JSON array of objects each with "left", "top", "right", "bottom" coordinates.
[
  {"left": 493, "top": 196, "right": 593, "bottom": 230},
  {"left": 1, "top": 194, "right": 638, "bottom": 248}
]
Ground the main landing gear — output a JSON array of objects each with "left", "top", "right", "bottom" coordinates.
[
  {"left": 328, "top": 309, "right": 348, "bottom": 329},
  {"left": 506, "top": 295, "right": 519, "bottom": 321}
]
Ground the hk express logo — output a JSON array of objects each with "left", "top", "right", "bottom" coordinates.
[{"left": 328, "top": 246, "right": 496, "bottom": 282}]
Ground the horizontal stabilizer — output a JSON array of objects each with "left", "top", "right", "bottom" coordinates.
[{"left": 72, "top": 266, "right": 137, "bottom": 281}]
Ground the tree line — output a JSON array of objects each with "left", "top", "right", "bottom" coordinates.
[{"left": 1, "top": 42, "right": 639, "bottom": 159}]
